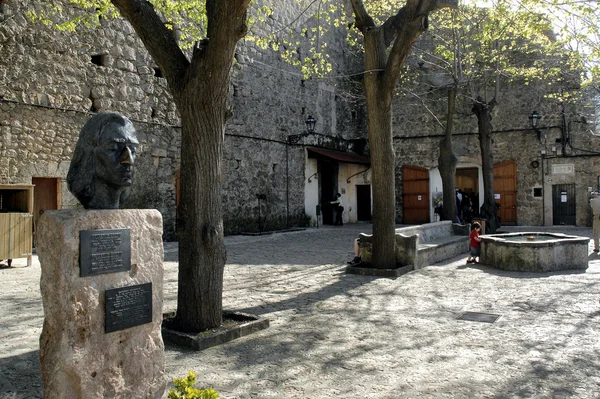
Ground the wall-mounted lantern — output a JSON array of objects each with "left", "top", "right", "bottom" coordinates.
[
  {"left": 529, "top": 111, "right": 541, "bottom": 141},
  {"left": 305, "top": 115, "right": 316, "bottom": 134}
]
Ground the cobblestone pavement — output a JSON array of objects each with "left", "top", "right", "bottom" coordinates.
[{"left": 1, "top": 224, "right": 600, "bottom": 398}]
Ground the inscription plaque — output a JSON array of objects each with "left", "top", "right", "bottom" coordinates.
[
  {"left": 105, "top": 283, "right": 153, "bottom": 333},
  {"left": 80, "top": 228, "right": 131, "bottom": 276}
]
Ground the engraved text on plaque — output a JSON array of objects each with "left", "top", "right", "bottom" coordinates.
[
  {"left": 80, "top": 228, "right": 131, "bottom": 276},
  {"left": 105, "top": 283, "right": 153, "bottom": 333}
]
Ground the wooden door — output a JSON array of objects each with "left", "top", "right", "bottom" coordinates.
[
  {"left": 493, "top": 161, "right": 517, "bottom": 225},
  {"left": 32, "top": 178, "right": 60, "bottom": 236},
  {"left": 402, "top": 166, "right": 429, "bottom": 224}
]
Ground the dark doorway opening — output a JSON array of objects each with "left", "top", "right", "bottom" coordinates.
[
  {"left": 455, "top": 167, "right": 480, "bottom": 222},
  {"left": 552, "top": 184, "right": 576, "bottom": 225},
  {"left": 455, "top": 167, "right": 478, "bottom": 197},
  {"left": 319, "top": 161, "right": 338, "bottom": 225},
  {"left": 356, "top": 184, "right": 371, "bottom": 222}
]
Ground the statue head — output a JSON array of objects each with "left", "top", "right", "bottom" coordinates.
[{"left": 67, "top": 112, "right": 139, "bottom": 209}]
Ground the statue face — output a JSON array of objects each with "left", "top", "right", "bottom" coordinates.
[{"left": 95, "top": 122, "right": 139, "bottom": 188}]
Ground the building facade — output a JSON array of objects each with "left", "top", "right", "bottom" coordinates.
[
  {"left": 1, "top": 0, "right": 598, "bottom": 240},
  {"left": 0, "top": 0, "right": 372, "bottom": 239}
]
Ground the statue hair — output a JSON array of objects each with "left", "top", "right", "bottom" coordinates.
[{"left": 67, "top": 112, "right": 134, "bottom": 209}]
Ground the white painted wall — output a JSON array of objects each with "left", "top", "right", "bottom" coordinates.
[
  {"left": 429, "top": 168, "right": 443, "bottom": 222},
  {"left": 304, "top": 157, "right": 320, "bottom": 225},
  {"left": 342, "top": 164, "right": 372, "bottom": 223},
  {"left": 303, "top": 155, "right": 372, "bottom": 226},
  {"left": 337, "top": 163, "right": 350, "bottom": 223}
]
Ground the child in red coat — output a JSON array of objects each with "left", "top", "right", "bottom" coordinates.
[{"left": 466, "top": 222, "right": 482, "bottom": 264}]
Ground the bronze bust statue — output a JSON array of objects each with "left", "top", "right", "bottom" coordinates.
[{"left": 67, "top": 112, "right": 139, "bottom": 209}]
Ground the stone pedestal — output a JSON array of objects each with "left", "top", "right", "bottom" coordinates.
[{"left": 37, "top": 209, "right": 165, "bottom": 399}]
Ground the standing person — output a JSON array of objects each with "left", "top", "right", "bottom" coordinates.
[
  {"left": 462, "top": 193, "right": 472, "bottom": 224},
  {"left": 466, "top": 221, "right": 482, "bottom": 264},
  {"left": 590, "top": 191, "right": 600, "bottom": 252},
  {"left": 456, "top": 189, "right": 463, "bottom": 223},
  {"left": 330, "top": 193, "right": 344, "bottom": 226}
]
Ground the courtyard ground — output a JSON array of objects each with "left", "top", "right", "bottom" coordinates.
[{"left": 1, "top": 224, "right": 599, "bottom": 398}]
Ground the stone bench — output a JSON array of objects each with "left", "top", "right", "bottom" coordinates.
[{"left": 357, "top": 221, "right": 470, "bottom": 270}]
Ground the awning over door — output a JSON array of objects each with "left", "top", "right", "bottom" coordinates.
[{"left": 307, "top": 147, "right": 370, "bottom": 165}]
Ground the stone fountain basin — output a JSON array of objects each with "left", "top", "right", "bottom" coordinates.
[{"left": 480, "top": 232, "right": 589, "bottom": 272}]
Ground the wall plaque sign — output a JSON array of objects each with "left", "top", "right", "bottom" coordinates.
[
  {"left": 80, "top": 228, "right": 131, "bottom": 277},
  {"left": 552, "top": 164, "right": 574, "bottom": 174},
  {"left": 105, "top": 283, "right": 152, "bottom": 333}
]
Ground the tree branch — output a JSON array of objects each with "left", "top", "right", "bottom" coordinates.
[
  {"left": 382, "top": 0, "right": 457, "bottom": 47},
  {"left": 402, "top": 87, "right": 445, "bottom": 129},
  {"left": 205, "top": 0, "right": 250, "bottom": 62},
  {"left": 350, "top": 0, "right": 375, "bottom": 32},
  {"left": 183, "top": 0, "right": 249, "bottom": 91},
  {"left": 110, "top": 0, "right": 190, "bottom": 91},
  {"left": 382, "top": 0, "right": 457, "bottom": 90},
  {"left": 381, "top": 6, "right": 410, "bottom": 47}
]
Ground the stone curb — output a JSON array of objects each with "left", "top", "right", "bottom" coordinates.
[
  {"left": 161, "top": 311, "right": 270, "bottom": 351},
  {"left": 345, "top": 264, "right": 414, "bottom": 277}
]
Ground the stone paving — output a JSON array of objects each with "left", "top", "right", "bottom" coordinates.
[{"left": 2, "top": 224, "right": 600, "bottom": 398}]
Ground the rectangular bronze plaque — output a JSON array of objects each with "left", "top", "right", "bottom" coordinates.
[
  {"left": 80, "top": 228, "right": 131, "bottom": 277},
  {"left": 105, "top": 283, "right": 153, "bottom": 333}
]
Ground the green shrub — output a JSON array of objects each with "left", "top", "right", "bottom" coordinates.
[{"left": 167, "top": 371, "right": 219, "bottom": 399}]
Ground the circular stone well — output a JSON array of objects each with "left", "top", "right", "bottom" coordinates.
[{"left": 480, "top": 232, "right": 589, "bottom": 272}]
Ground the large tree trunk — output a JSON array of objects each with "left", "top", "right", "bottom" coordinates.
[
  {"left": 174, "top": 88, "right": 227, "bottom": 332},
  {"left": 366, "top": 95, "right": 396, "bottom": 268},
  {"left": 171, "top": 4, "right": 246, "bottom": 332},
  {"left": 111, "top": 0, "right": 249, "bottom": 332},
  {"left": 354, "top": 0, "right": 453, "bottom": 268},
  {"left": 473, "top": 96, "right": 500, "bottom": 233},
  {"left": 438, "top": 88, "right": 458, "bottom": 222},
  {"left": 363, "top": 29, "right": 396, "bottom": 269}
]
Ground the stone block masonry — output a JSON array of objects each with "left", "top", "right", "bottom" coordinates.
[
  {"left": 4, "top": 0, "right": 595, "bottom": 232},
  {"left": 36, "top": 209, "right": 165, "bottom": 399},
  {"left": 0, "top": 0, "right": 363, "bottom": 238}
]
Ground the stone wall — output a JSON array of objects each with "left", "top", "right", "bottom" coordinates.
[
  {"left": 0, "top": 0, "right": 363, "bottom": 238},
  {"left": 394, "top": 120, "right": 600, "bottom": 227},
  {"left": 389, "top": 31, "right": 599, "bottom": 228},
  {"left": 1, "top": 0, "right": 597, "bottom": 234},
  {"left": 0, "top": 101, "right": 181, "bottom": 238}
]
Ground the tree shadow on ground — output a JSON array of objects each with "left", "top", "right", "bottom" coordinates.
[
  {"left": 233, "top": 270, "right": 378, "bottom": 317},
  {"left": 0, "top": 350, "right": 42, "bottom": 398},
  {"left": 167, "top": 261, "right": 600, "bottom": 399},
  {"left": 485, "top": 304, "right": 600, "bottom": 398},
  {"left": 163, "top": 238, "right": 600, "bottom": 398}
]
